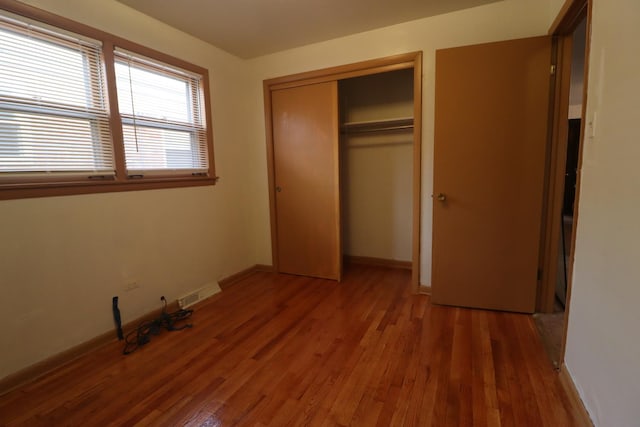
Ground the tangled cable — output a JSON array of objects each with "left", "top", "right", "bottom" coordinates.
[{"left": 123, "top": 297, "right": 193, "bottom": 355}]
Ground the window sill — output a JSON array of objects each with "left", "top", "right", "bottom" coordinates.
[{"left": 0, "top": 175, "right": 218, "bottom": 200}]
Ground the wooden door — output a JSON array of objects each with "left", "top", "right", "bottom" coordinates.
[
  {"left": 432, "top": 36, "right": 552, "bottom": 313},
  {"left": 271, "top": 81, "right": 341, "bottom": 280}
]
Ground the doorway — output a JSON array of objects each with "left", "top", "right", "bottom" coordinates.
[{"left": 534, "top": 13, "right": 587, "bottom": 367}]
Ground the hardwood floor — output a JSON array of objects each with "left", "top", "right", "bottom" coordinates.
[{"left": 0, "top": 265, "right": 583, "bottom": 426}]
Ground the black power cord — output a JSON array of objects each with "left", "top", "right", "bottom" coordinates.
[
  {"left": 123, "top": 296, "right": 193, "bottom": 355},
  {"left": 112, "top": 296, "right": 124, "bottom": 340}
]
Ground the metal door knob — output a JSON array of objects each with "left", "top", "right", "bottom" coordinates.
[{"left": 436, "top": 193, "right": 447, "bottom": 201}]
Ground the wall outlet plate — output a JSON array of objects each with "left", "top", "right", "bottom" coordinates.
[{"left": 125, "top": 281, "right": 140, "bottom": 291}]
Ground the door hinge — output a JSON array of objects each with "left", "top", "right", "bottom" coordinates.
[
  {"left": 537, "top": 268, "right": 543, "bottom": 281},
  {"left": 550, "top": 64, "right": 557, "bottom": 75}
]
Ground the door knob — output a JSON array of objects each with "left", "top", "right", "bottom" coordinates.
[
  {"left": 276, "top": 186, "right": 282, "bottom": 192},
  {"left": 436, "top": 193, "right": 446, "bottom": 201}
]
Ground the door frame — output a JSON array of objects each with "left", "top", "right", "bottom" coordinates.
[
  {"left": 537, "top": 0, "right": 591, "bottom": 364},
  {"left": 263, "top": 51, "right": 423, "bottom": 291}
]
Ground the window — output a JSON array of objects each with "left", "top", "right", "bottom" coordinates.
[
  {"left": 0, "top": 5, "right": 215, "bottom": 200},
  {"left": 114, "top": 49, "right": 208, "bottom": 176},
  {"left": 0, "top": 15, "right": 113, "bottom": 178}
]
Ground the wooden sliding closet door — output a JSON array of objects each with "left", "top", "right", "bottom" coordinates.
[{"left": 271, "top": 81, "right": 341, "bottom": 280}]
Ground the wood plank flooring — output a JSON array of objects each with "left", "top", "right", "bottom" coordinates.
[{"left": 0, "top": 265, "right": 583, "bottom": 426}]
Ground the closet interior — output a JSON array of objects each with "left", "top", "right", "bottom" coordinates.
[{"left": 339, "top": 68, "right": 414, "bottom": 269}]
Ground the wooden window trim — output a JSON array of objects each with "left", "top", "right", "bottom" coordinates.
[{"left": 0, "top": 0, "right": 217, "bottom": 200}]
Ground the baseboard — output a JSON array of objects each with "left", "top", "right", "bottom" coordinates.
[
  {"left": 0, "top": 300, "right": 178, "bottom": 397},
  {"left": 418, "top": 284, "right": 432, "bottom": 295},
  {"left": 558, "top": 364, "right": 594, "bottom": 427},
  {"left": 218, "top": 264, "right": 274, "bottom": 289},
  {"left": 344, "top": 255, "right": 412, "bottom": 270}
]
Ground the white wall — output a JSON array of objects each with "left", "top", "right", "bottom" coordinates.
[
  {"left": 340, "top": 70, "right": 413, "bottom": 261},
  {"left": 549, "top": 0, "right": 568, "bottom": 24},
  {"left": 245, "top": 0, "right": 552, "bottom": 284},
  {"left": 564, "top": 0, "right": 640, "bottom": 425},
  {"left": 0, "top": 0, "right": 257, "bottom": 380}
]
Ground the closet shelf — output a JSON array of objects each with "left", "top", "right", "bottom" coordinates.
[{"left": 340, "top": 117, "right": 414, "bottom": 134}]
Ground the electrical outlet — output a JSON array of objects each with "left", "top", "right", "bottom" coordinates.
[{"left": 125, "top": 281, "right": 140, "bottom": 291}]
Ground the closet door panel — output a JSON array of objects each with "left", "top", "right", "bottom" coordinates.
[{"left": 271, "top": 81, "right": 341, "bottom": 280}]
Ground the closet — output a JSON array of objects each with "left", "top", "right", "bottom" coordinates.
[{"left": 264, "top": 53, "right": 422, "bottom": 286}]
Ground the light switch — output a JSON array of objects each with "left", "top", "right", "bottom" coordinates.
[{"left": 587, "top": 111, "right": 597, "bottom": 139}]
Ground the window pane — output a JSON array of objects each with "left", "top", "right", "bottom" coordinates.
[
  {"left": 0, "top": 28, "right": 103, "bottom": 110},
  {"left": 115, "top": 62, "right": 191, "bottom": 123},
  {"left": 0, "top": 16, "right": 113, "bottom": 177},
  {"left": 0, "top": 110, "right": 111, "bottom": 172},
  {"left": 122, "top": 125, "right": 206, "bottom": 171}
]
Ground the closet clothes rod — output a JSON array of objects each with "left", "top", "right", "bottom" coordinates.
[
  {"left": 340, "top": 117, "right": 414, "bottom": 135},
  {"left": 345, "top": 139, "right": 413, "bottom": 148},
  {"left": 341, "top": 124, "right": 413, "bottom": 134}
]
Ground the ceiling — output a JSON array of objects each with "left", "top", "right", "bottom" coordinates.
[{"left": 116, "top": 0, "right": 502, "bottom": 59}]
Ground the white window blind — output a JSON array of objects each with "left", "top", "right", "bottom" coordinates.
[
  {"left": 114, "top": 48, "right": 209, "bottom": 176},
  {"left": 0, "top": 14, "right": 114, "bottom": 178}
]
